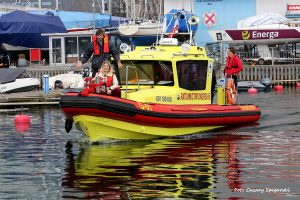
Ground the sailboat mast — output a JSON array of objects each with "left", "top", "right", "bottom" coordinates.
[
  {"left": 101, "top": 0, "right": 105, "bottom": 13},
  {"left": 133, "top": 0, "right": 136, "bottom": 19},
  {"left": 125, "top": 0, "right": 129, "bottom": 18},
  {"left": 38, "top": 0, "right": 41, "bottom": 10},
  {"left": 108, "top": 0, "right": 111, "bottom": 15},
  {"left": 56, "top": 0, "right": 58, "bottom": 10},
  {"left": 93, "top": 0, "right": 96, "bottom": 34},
  {"left": 144, "top": 0, "right": 147, "bottom": 19}
]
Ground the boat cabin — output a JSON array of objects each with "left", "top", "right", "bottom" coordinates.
[{"left": 118, "top": 43, "right": 215, "bottom": 105}]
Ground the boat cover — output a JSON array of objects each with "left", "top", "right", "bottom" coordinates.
[
  {"left": 237, "top": 13, "right": 287, "bottom": 29},
  {"left": 0, "top": 68, "right": 27, "bottom": 84},
  {"left": 0, "top": 10, "right": 67, "bottom": 48},
  {"left": 28, "top": 10, "right": 118, "bottom": 30}
]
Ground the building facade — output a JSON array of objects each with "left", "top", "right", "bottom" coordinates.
[{"left": 164, "top": 0, "right": 300, "bottom": 45}]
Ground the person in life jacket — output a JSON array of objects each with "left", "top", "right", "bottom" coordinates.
[
  {"left": 76, "top": 28, "right": 123, "bottom": 78},
  {"left": 224, "top": 47, "right": 243, "bottom": 87},
  {"left": 94, "top": 60, "right": 121, "bottom": 98}
]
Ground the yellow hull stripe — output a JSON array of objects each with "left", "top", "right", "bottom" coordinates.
[{"left": 73, "top": 115, "right": 222, "bottom": 142}]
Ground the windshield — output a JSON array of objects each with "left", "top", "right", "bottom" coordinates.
[
  {"left": 177, "top": 60, "right": 208, "bottom": 90},
  {"left": 119, "top": 61, "right": 174, "bottom": 86}
]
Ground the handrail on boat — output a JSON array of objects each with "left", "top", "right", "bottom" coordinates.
[
  {"left": 141, "top": 55, "right": 155, "bottom": 58},
  {"left": 172, "top": 52, "right": 205, "bottom": 58}
]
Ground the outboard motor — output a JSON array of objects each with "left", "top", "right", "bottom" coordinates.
[
  {"left": 82, "top": 66, "right": 90, "bottom": 78},
  {"left": 54, "top": 80, "right": 63, "bottom": 89},
  {"left": 260, "top": 78, "right": 272, "bottom": 92}
]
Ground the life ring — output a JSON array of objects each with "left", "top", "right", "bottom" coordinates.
[{"left": 226, "top": 79, "right": 237, "bottom": 105}]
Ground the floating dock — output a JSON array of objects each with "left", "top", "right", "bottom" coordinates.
[{"left": 0, "top": 90, "right": 61, "bottom": 107}]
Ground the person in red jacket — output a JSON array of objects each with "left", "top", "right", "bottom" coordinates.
[
  {"left": 225, "top": 47, "right": 243, "bottom": 87},
  {"left": 94, "top": 60, "right": 121, "bottom": 97}
]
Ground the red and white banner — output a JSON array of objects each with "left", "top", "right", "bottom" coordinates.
[{"left": 287, "top": 4, "right": 300, "bottom": 11}]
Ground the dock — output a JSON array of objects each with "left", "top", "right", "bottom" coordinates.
[{"left": 0, "top": 90, "right": 61, "bottom": 108}]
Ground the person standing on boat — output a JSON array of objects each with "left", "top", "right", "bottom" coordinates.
[
  {"left": 225, "top": 47, "right": 243, "bottom": 87},
  {"left": 76, "top": 28, "right": 123, "bottom": 78},
  {"left": 94, "top": 60, "right": 121, "bottom": 98}
]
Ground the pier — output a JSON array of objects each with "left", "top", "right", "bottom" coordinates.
[
  {"left": 0, "top": 90, "right": 61, "bottom": 108},
  {"left": 1, "top": 64, "right": 299, "bottom": 106},
  {"left": 239, "top": 64, "right": 300, "bottom": 85}
]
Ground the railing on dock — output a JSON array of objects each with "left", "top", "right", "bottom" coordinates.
[
  {"left": 26, "top": 68, "right": 72, "bottom": 79},
  {"left": 24, "top": 65, "right": 300, "bottom": 87},
  {"left": 239, "top": 65, "right": 300, "bottom": 85}
]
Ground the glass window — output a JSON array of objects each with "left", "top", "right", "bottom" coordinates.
[
  {"left": 119, "top": 61, "right": 174, "bottom": 86},
  {"left": 65, "top": 37, "right": 78, "bottom": 63},
  {"left": 52, "top": 38, "right": 61, "bottom": 63},
  {"left": 177, "top": 60, "right": 208, "bottom": 90},
  {"left": 79, "top": 37, "right": 91, "bottom": 59}
]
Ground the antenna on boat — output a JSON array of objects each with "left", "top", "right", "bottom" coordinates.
[{"left": 188, "top": 0, "right": 192, "bottom": 45}]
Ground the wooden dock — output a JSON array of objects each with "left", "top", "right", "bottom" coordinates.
[
  {"left": 1, "top": 64, "right": 299, "bottom": 107},
  {"left": 0, "top": 90, "right": 61, "bottom": 107}
]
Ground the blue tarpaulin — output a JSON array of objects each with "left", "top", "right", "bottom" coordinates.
[
  {"left": 28, "top": 10, "right": 112, "bottom": 30},
  {"left": 0, "top": 10, "right": 67, "bottom": 48}
]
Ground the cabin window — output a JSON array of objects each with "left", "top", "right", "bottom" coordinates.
[
  {"left": 177, "top": 60, "right": 208, "bottom": 90},
  {"left": 119, "top": 61, "right": 174, "bottom": 86}
]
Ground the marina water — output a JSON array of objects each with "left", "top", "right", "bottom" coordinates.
[{"left": 0, "top": 88, "right": 299, "bottom": 199}]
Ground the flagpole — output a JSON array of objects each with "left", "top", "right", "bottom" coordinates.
[
  {"left": 93, "top": 0, "right": 96, "bottom": 34},
  {"left": 38, "top": 0, "right": 41, "bottom": 11}
]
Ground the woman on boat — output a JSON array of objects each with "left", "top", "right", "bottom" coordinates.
[{"left": 94, "top": 60, "right": 121, "bottom": 98}]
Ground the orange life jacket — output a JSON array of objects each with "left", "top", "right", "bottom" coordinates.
[
  {"left": 99, "top": 75, "right": 113, "bottom": 87},
  {"left": 92, "top": 34, "right": 110, "bottom": 55}
]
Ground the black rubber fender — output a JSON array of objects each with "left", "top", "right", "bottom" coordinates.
[{"left": 65, "top": 118, "right": 73, "bottom": 133}]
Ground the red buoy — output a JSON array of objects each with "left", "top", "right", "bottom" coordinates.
[
  {"left": 274, "top": 84, "right": 283, "bottom": 91},
  {"left": 297, "top": 82, "right": 300, "bottom": 88},
  {"left": 248, "top": 87, "right": 257, "bottom": 94},
  {"left": 15, "top": 114, "right": 30, "bottom": 132}
]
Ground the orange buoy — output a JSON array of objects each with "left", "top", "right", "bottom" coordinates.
[
  {"left": 274, "top": 84, "right": 283, "bottom": 91},
  {"left": 15, "top": 114, "right": 30, "bottom": 132},
  {"left": 248, "top": 87, "right": 257, "bottom": 94}
]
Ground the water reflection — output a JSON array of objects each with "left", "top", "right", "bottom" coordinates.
[
  {"left": 0, "top": 89, "right": 299, "bottom": 199},
  {"left": 62, "top": 132, "right": 250, "bottom": 199}
]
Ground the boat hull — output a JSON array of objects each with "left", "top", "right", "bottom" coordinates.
[
  {"left": 238, "top": 81, "right": 266, "bottom": 92},
  {"left": 0, "top": 78, "right": 40, "bottom": 94},
  {"left": 74, "top": 115, "right": 223, "bottom": 142},
  {"left": 118, "top": 24, "right": 163, "bottom": 36},
  {"left": 60, "top": 92, "right": 261, "bottom": 142}
]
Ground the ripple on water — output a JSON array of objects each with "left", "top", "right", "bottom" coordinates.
[{"left": 0, "top": 90, "right": 300, "bottom": 199}]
